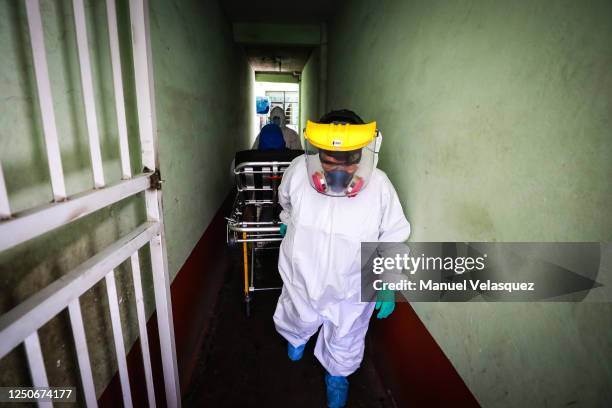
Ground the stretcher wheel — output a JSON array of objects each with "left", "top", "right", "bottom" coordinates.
[{"left": 245, "top": 295, "right": 251, "bottom": 318}]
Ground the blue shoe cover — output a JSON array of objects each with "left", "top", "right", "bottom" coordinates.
[
  {"left": 287, "top": 342, "right": 306, "bottom": 361},
  {"left": 325, "top": 372, "right": 349, "bottom": 408}
]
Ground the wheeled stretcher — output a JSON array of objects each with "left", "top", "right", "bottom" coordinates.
[{"left": 226, "top": 149, "right": 304, "bottom": 316}]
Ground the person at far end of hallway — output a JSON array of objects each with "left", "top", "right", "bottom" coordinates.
[
  {"left": 253, "top": 106, "right": 302, "bottom": 150},
  {"left": 273, "top": 109, "right": 411, "bottom": 408},
  {"left": 271, "top": 106, "right": 302, "bottom": 149}
]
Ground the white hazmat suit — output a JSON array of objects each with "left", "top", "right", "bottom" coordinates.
[{"left": 273, "top": 155, "right": 411, "bottom": 376}]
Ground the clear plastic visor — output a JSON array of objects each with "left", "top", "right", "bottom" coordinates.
[{"left": 305, "top": 138, "right": 377, "bottom": 197}]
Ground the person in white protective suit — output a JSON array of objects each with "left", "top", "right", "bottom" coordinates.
[
  {"left": 253, "top": 106, "right": 302, "bottom": 150},
  {"left": 273, "top": 110, "right": 411, "bottom": 408}
]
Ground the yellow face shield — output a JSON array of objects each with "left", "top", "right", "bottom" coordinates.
[
  {"left": 303, "top": 120, "right": 381, "bottom": 197},
  {"left": 304, "top": 121, "right": 377, "bottom": 151}
]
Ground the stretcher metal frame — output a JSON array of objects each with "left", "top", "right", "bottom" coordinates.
[{"left": 226, "top": 159, "right": 293, "bottom": 316}]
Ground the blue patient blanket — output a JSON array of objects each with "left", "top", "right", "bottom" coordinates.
[{"left": 258, "top": 124, "right": 286, "bottom": 151}]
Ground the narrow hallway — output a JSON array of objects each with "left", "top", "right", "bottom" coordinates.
[{"left": 0, "top": 0, "right": 610, "bottom": 407}]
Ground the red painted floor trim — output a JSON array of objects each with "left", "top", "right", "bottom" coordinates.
[{"left": 371, "top": 301, "right": 481, "bottom": 407}]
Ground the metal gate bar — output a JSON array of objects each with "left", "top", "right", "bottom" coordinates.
[
  {"left": 0, "top": 173, "right": 151, "bottom": 252},
  {"left": 105, "top": 270, "right": 133, "bottom": 408},
  {"left": 24, "top": 332, "right": 51, "bottom": 408},
  {"left": 104, "top": 3, "right": 157, "bottom": 401},
  {"left": 72, "top": 0, "right": 105, "bottom": 188},
  {"left": 0, "top": 0, "right": 181, "bottom": 406},
  {"left": 24, "top": 0, "right": 66, "bottom": 201},
  {"left": 130, "top": 252, "right": 156, "bottom": 407},
  {"left": 105, "top": 0, "right": 131, "bottom": 180},
  {"left": 129, "top": 0, "right": 181, "bottom": 404},
  {"left": 0, "top": 162, "right": 10, "bottom": 218},
  {"left": 67, "top": 299, "right": 97, "bottom": 408}
]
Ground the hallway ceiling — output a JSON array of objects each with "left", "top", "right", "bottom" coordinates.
[
  {"left": 245, "top": 46, "right": 312, "bottom": 73},
  {"left": 221, "top": 0, "right": 344, "bottom": 23},
  {"left": 223, "top": 1, "right": 344, "bottom": 73}
]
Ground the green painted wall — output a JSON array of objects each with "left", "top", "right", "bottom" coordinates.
[
  {"left": 327, "top": 0, "right": 612, "bottom": 406},
  {"left": 299, "top": 48, "right": 320, "bottom": 137},
  {"left": 0, "top": 0, "right": 252, "bottom": 399},
  {"left": 150, "top": 0, "right": 254, "bottom": 280}
]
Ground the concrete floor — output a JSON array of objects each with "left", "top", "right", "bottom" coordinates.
[{"left": 183, "top": 246, "right": 395, "bottom": 407}]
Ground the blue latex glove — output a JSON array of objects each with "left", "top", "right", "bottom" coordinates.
[
  {"left": 279, "top": 223, "right": 287, "bottom": 237},
  {"left": 375, "top": 289, "right": 395, "bottom": 319}
]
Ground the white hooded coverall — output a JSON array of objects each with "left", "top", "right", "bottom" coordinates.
[{"left": 273, "top": 155, "right": 411, "bottom": 376}]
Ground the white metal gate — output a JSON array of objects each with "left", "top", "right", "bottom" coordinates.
[{"left": 0, "top": 0, "right": 180, "bottom": 407}]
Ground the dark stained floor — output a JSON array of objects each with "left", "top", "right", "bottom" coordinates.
[{"left": 183, "top": 245, "right": 395, "bottom": 408}]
